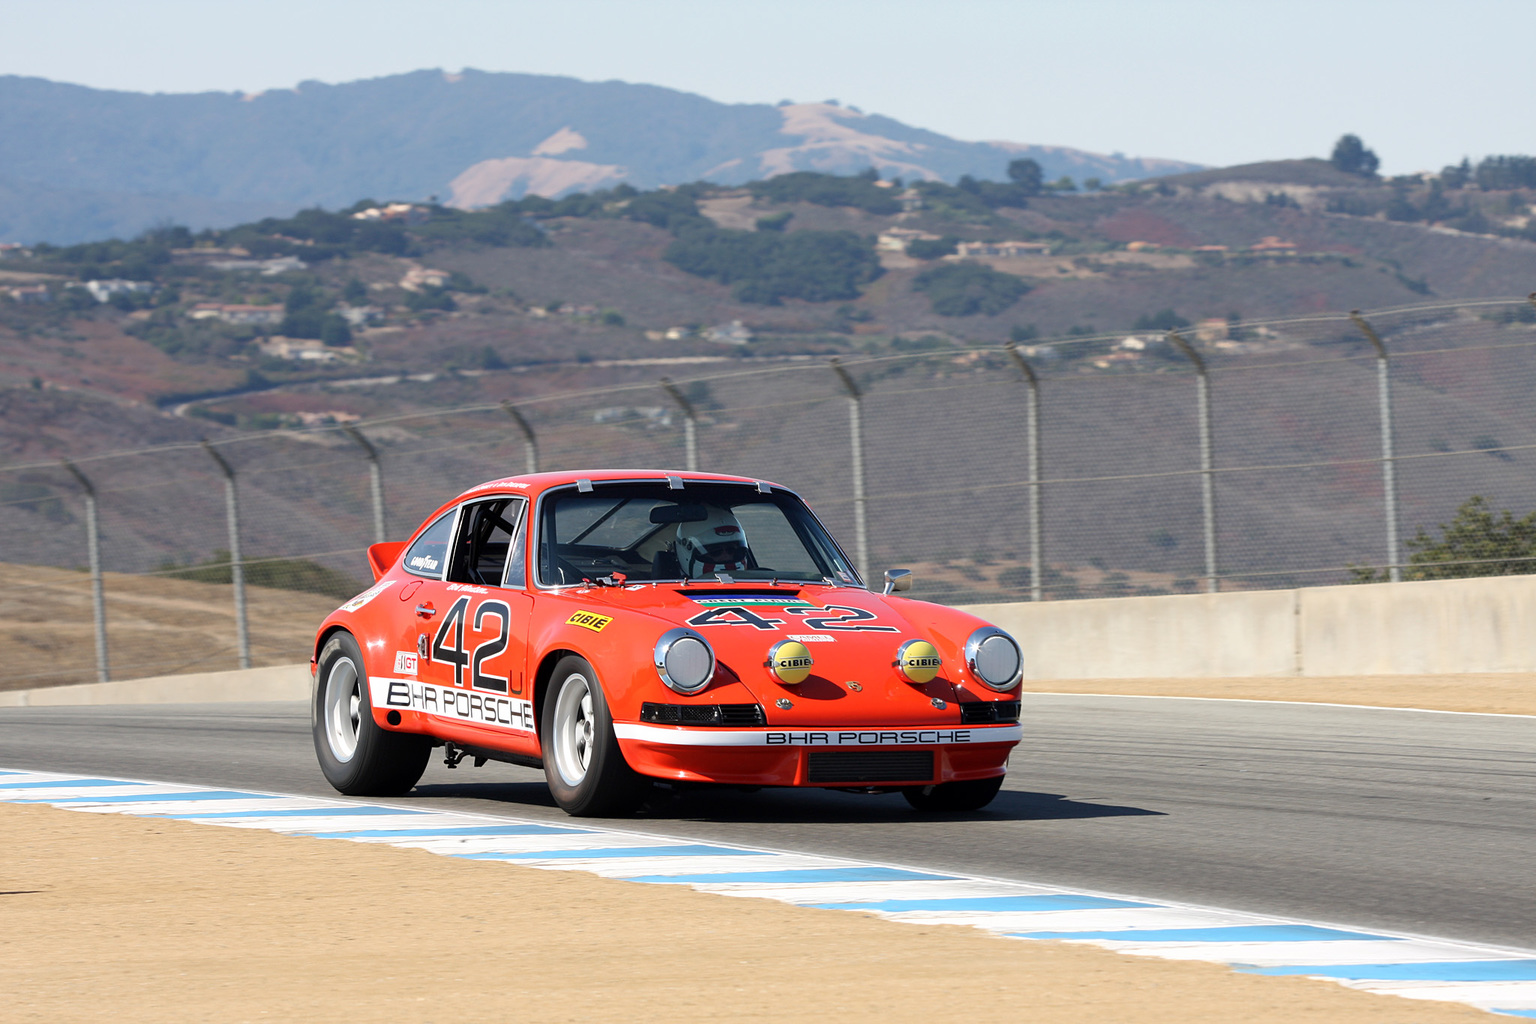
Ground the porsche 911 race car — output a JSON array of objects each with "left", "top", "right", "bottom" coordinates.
[{"left": 311, "top": 470, "right": 1024, "bottom": 815}]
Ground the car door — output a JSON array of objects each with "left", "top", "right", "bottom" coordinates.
[{"left": 412, "top": 496, "right": 537, "bottom": 754}]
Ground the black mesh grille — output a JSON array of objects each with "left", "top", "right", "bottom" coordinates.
[
  {"left": 640, "top": 702, "right": 766, "bottom": 726},
  {"left": 807, "top": 751, "right": 934, "bottom": 783},
  {"left": 959, "top": 701, "right": 1021, "bottom": 724}
]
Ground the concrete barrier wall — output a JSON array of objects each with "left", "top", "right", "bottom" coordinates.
[
  {"left": 961, "top": 574, "right": 1536, "bottom": 679},
  {"left": 0, "top": 664, "right": 312, "bottom": 707}
]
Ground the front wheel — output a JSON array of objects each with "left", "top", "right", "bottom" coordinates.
[
  {"left": 903, "top": 775, "right": 1004, "bottom": 813},
  {"left": 541, "top": 655, "right": 650, "bottom": 816},
  {"left": 312, "top": 631, "right": 431, "bottom": 796}
]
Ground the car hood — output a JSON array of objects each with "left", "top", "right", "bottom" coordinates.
[{"left": 560, "top": 581, "right": 1000, "bottom": 723}]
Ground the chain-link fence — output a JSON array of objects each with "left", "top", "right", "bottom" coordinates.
[{"left": 6, "top": 296, "right": 1536, "bottom": 689}]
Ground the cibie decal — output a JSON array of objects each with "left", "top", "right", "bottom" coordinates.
[
  {"left": 338, "top": 578, "right": 396, "bottom": 613},
  {"left": 373, "top": 678, "right": 534, "bottom": 733},
  {"left": 567, "top": 610, "right": 613, "bottom": 633},
  {"left": 788, "top": 633, "right": 835, "bottom": 643},
  {"left": 393, "top": 651, "right": 418, "bottom": 675}
]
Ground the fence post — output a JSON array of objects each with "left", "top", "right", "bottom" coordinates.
[
  {"left": 342, "top": 425, "right": 386, "bottom": 544},
  {"left": 829, "top": 358, "right": 869, "bottom": 582},
  {"left": 1005, "top": 343, "right": 1044, "bottom": 602},
  {"left": 201, "top": 441, "right": 250, "bottom": 670},
  {"left": 1167, "top": 331, "right": 1219, "bottom": 593},
  {"left": 502, "top": 402, "right": 539, "bottom": 475},
  {"left": 1350, "top": 311, "right": 1400, "bottom": 582},
  {"left": 659, "top": 378, "right": 699, "bottom": 472},
  {"left": 62, "top": 460, "right": 109, "bottom": 683}
]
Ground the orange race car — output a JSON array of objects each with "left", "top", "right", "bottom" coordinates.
[{"left": 311, "top": 470, "right": 1024, "bottom": 815}]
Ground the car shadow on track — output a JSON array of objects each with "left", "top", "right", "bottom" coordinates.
[
  {"left": 642, "top": 786, "right": 1163, "bottom": 825},
  {"left": 406, "top": 778, "right": 1161, "bottom": 825}
]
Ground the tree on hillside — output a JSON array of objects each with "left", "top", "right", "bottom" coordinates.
[
  {"left": 1331, "top": 134, "right": 1380, "bottom": 177},
  {"left": 1351, "top": 495, "right": 1536, "bottom": 581},
  {"left": 1007, "top": 159, "right": 1044, "bottom": 195}
]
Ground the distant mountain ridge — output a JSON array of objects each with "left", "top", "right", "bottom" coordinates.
[{"left": 0, "top": 69, "right": 1198, "bottom": 244}]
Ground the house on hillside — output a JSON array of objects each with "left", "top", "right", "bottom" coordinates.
[
  {"left": 955, "top": 240, "right": 1051, "bottom": 258},
  {"left": 188, "top": 303, "right": 284, "bottom": 325},
  {"left": 1250, "top": 236, "right": 1297, "bottom": 252},
  {"left": 877, "top": 227, "right": 940, "bottom": 252},
  {"left": 352, "top": 202, "right": 429, "bottom": 225},
  {"left": 1195, "top": 318, "right": 1230, "bottom": 343},
  {"left": 83, "top": 279, "right": 155, "bottom": 303},
  {"left": 7, "top": 284, "right": 50, "bottom": 304},
  {"left": 399, "top": 266, "right": 450, "bottom": 291},
  {"left": 703, "top": 319, "right": 752, "bottom": 345}
]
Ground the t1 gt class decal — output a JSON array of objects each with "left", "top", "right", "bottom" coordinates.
[
  {"left": 374, "top": 678, "right": 534, "bottom": 733},
  {"left": 393, "top": 651, "right": 418, "bottom": 675}
]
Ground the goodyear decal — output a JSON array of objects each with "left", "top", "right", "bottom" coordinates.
[{"left": 566, "top": 610, "right": 614, "bottom": 632}]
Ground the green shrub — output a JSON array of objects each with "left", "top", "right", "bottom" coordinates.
[
  {"left": 747, "top": 170, "right": 900, "bottom": 214},
  {"left": 912, "top": 263, "right": 1030, "bottom": 316},
  {"left": 665, "top": 229, "right": 880, "bottom": 304}
]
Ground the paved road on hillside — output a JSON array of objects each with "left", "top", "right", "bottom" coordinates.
[{"left": 2, "top": 695, "right": 1532, "bottom": 950}]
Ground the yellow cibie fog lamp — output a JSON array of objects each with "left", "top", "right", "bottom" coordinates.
[
  {"left": 766, "top": 640, "right": 814, "bottom": 685},
  {"left": 895, "top": 639, "right": 943, "bottom": 684}
]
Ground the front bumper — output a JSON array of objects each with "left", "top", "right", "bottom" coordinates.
[{"left": 613, "top": 722, "right": 1022, "bottom": 786}]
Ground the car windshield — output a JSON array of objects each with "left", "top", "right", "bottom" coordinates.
[{"left": 537, "top": 482, "right": 859, "bottom": 586}]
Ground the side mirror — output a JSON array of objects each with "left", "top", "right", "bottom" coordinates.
[{"left": 882, "top": 568, "right": 913, "bottom": 596}]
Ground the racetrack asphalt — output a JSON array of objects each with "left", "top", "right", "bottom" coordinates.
[{"left": 1, "top": 693, "right": 1531, "bottom": 951}]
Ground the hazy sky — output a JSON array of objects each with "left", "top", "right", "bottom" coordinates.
[{"left": 3, "top": 0, "right": 1530, "bottom": 174}]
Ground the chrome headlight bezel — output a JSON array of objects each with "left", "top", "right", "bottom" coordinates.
[
  {"left": 654, "top": 627, "right": 715, "bottom": 695},
  {"left": 965, "top": 627, "right": 1022, "bottom": 691}
]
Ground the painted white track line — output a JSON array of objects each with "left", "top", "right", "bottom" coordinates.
[{"left": 5, "top": 767, "right": 1535, "bottom": 1019}]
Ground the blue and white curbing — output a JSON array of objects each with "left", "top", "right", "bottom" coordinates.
[{"left": 5, "top": 767, "right": 1535, "bottom": 1018}]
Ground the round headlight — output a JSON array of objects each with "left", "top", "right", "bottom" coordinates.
[
  {"left": 766, "top": 639, "right": 814, "bottom": 685},
  {"left": 895, "top": 639, "right": 943, "bottom": 683},
  {"left": 654, "top": 628, "right": 715, "bottom": 695},
  {"left": 965, "top": 627, "right": 1022, "bottom": 690}
]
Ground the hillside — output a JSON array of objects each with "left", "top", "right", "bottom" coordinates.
[
  {"left": 4, "top": 166, "right": 1536, "bottom": 636},
  {"left": 0, "top": 70, "right": 1199, "bottom": 244}
]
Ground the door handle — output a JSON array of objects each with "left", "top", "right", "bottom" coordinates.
[{"left": 416, "top": 603, "right": 436, "bottom": 618}]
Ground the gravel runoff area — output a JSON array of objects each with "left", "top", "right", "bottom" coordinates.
[{"left": 1, "top": 801, "right": 1499, "bottom": 1024}]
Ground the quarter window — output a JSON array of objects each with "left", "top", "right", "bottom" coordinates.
[{"left": 402, "top": 511, "right": 455, "bottom": 579}]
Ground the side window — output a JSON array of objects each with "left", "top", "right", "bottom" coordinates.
[
  {"left": 448, "top": 497, "right": 526, "bottom": 587},
  {"left": 403, "top": 511, "right": 455, "bottom": 579}
]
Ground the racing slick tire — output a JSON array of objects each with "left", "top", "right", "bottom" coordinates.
[
  {"left": 902, "top": 775, "right": 1004, "bottom": 813},
  {"left": 313, "top": 630, "right": 431, "bottom": 797},
  {"left": 541, "top": 655, "right": 651, "bottom": 817}
]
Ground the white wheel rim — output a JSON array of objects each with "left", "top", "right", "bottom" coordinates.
[
  {"left": 553, "top": 672, "right": 597, "bottom": 787},
  {"left": 324, "top": 657, "right": 363, "bottom": 763}
]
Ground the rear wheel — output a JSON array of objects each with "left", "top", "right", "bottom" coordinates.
[
  {"left": 313, "top": 631, "right": 431, "bottom": 796},
  {"left": 541, "top": 655, "right": 650, "bottom": 816},
  {"left": 903, "top": 775, "right": 1004, "bottom": 813}
]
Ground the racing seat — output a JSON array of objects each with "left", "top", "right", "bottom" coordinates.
[{"left": 651, "top": 547, "right": 682, "bottom": 580}]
